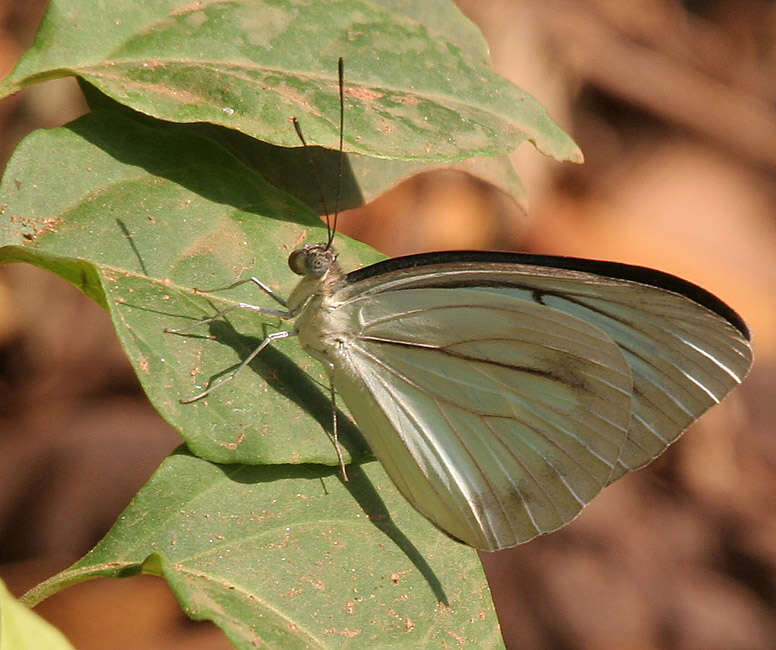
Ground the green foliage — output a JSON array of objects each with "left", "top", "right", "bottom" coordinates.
[
  {"left": 1, "top": 0, "right": 580, "bottom": 164},
  {"left": 25, "top": 452, "right": 503, "bottom": 648},
  {"left": 0, "top": 0, "right": 581, "bottom": 647}
]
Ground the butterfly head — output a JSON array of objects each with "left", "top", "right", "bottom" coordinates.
[{"left": 288, "top": 242, "right": 340, "bottom": 279}]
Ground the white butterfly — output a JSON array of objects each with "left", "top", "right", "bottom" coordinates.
[{"left": 175, "top": 240, "right": 752, "bottom": 551}]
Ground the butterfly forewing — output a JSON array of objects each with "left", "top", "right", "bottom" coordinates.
[
  {"left": 466, "top": 270, "right": 752, "bottom": 480},
  {"left": 337, "top": 256, "right": 753, "bottom": 486},
  {"left": 319, "top": 286, "right": 633, "bottom": 550},
  {"left": 544, "top": 282, "right": 753, "bottom": 480}
]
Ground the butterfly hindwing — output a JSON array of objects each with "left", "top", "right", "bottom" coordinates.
[{"left": 327, "top": 287, "right": 633, "bottom": 550}]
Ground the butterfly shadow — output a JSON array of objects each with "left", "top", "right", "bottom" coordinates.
[
  {"left": 200, "top": 317, "right": 369, "bottom": 460},
  {"left": 328, "top": 462, "right": 450, "bottom": 605},
  {"left": 219, "top": 457, "right": 450, "bottom": 606},
  {"left": 199, "top": 319, "right": 450, "bottom": 604}
]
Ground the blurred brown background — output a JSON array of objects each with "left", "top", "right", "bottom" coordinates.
[{"left": 0, "top": 1, "right": 774, "bottom": 648}]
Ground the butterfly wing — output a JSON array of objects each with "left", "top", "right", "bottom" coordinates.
[
  {"left": 340, "top": 253, "right": 752, "bottom": 486},
  {"left": 502, "top": 273, "right": 752, "bottom": 481},
  {"left": 321, "top": 287, "right": 634, "bottom": 550}
]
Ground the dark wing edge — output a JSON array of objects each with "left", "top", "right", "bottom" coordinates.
[{"left": 345, "top": 250, "right": 750, "bottom": 339}]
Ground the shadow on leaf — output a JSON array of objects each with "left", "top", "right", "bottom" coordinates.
[{"left": 200, "top": 450, "right": 450, "bottom": 605}]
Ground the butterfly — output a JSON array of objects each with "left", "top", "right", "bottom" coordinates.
[
  {"left": 170, "top": 60, "right": 753, "bottom": 551},
  {"left": 172, "top": 239, "right": 752, "bottom": 551}
]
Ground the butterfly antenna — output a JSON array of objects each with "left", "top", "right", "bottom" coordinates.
[
  {"left": 329, "top": 56, "right": 345, "bottom": 249},
  {"left": 292, "top": 57, "right": 346, "bottom": 248},
  {"left": 292, "top": 117, "right": 332, "bottom": 243}
]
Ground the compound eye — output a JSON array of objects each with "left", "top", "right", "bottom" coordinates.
[{"left": 288, "top": 248, "right": 308, "bottom": 275}]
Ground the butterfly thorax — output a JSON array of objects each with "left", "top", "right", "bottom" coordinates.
[{"left": 287, "top": 243, "right": 351, "bottom": 365}]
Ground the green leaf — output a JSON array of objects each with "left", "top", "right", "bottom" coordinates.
[
  {"left": 0, "top": 108, "right": 385, "bottom": 465},
  {"left": 1, "top": 0, "right": 581, "bottom": 164},
  {"left": 0, "top": 579, "right": 75, "bottom": 650},
  {"left": 77, "top": 79, "right": 526, "bottom": 212},
  {"left": 24, "top": 451, "right": 504, "bottom": 649}
]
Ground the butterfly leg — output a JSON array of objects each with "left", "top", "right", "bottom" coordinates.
[
  {"left": 192, "top": 276, "right": 288, "bottom": 308},
  {"left": 165, "top": 275, "right": 293, "bottom": 336},
  {"left": 323, "top": 365, "right": 349, "bottom": 482},
  {"left": 164, "top": 302, "right": 290, "bottom": 337},
  {"left": 166, "top": 276, "right": 300, "bottom": 401},
  {"left": 179, "top": 329, "right": 295, "bottom": 403}
]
